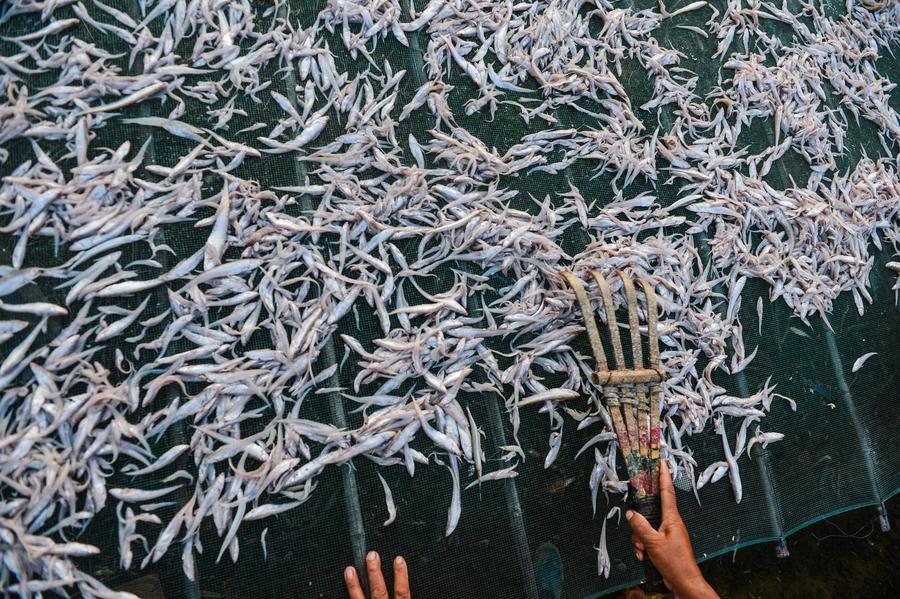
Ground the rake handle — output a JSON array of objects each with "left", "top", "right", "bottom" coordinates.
[{"left": 632, "top": 494, "right": 667, "bottom": 594}]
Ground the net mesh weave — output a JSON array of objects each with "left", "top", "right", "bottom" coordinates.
[{"left": 0, "top": 0, "right": 898, "bottom": 598}]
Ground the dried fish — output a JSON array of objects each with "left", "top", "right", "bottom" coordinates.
[
  {"left": 851, "top": 352, "right": 878, "bottom": 373},
  {"left": 378, "top": 474, "right": 397, "bottom": 526}
]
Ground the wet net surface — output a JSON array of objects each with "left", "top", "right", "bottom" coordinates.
[{"left": 1, "top": 1, "right": 899, "bottom": 598}]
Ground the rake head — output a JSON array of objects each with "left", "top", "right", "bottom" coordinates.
[{"left": 561, "top": 269, "right": 665, "bottom": 499}]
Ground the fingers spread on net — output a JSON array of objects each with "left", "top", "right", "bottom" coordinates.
[
  {"left": 393, "top": 555, "right": 411, "bottom": 599},
  {"left": 366, "top": 551, "right": 389, "bottom": 599},
  {"left": 344, "top": 566, "right": 366, "bottom": 599}
]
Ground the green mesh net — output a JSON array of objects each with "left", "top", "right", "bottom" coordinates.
[{"left": 0, "top": 1, "right": 898, "bottom": 598}]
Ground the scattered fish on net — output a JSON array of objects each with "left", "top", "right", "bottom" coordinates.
[{"left": 0, "top": 0, "right": 898, "bottom": 595}]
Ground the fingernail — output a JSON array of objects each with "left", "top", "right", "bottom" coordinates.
[
  {"left": 367, "top": 551, "right": 378, "bottom": 562},
  {"left": 395, "top": 555, "right": 405, "bottom": 566},
  {"left": 625, "top": 510, "right": 633, "bottom": 520},
  {"left": 344, "top": 567, "right": 355, "bottom": 582}
]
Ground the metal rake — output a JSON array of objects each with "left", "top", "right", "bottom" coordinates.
[{"left": 561, "top": 269, "right": 667, "bottom": 593}]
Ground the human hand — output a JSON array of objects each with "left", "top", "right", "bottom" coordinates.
[
  {"left": 344, "top": 551, "right": 410, "bottom": 599},
  {"left": 626, "top": 462, "right": 719, "bottom": 599}
]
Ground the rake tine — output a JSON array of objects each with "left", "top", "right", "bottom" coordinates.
[
  {"left": 605, "top": 391, "right": 638, "bottom": 494},
  {"left": 638, "top": 279, "right": 663, "bottom": 495},
  {"left": 619, "top": 273, "right": 644, "bottom": 369},
  {"left": 588, "top": 270, "right": 625, "bottom": 370},
  {"left": 561, "top": 272, "right": 609, "bottom": 379},
  {"left": 621, "top": 274, "right": 648, "bottom": 468},
  {"left": 638, "top": 279, "right": 661, "bottom": 371},
  {"left": 616, "top": 275, "right": 644, "bottom": 456}
]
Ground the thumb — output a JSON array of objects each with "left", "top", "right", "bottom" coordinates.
[{"left": 626, "top": 509, "right": 660, "bottom": 543}]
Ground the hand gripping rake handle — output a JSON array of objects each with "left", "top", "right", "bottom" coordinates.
[{"left": 632, "top": 493, "right": 666, "bottom": 593}]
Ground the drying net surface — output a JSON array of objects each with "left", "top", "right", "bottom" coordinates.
[{"left": 0, "top": 0, "right": 898, "bottom": 598}]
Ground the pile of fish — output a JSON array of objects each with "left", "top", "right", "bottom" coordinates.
[{"left": 0, "top": 0, "right": 898, "bottom": 595}]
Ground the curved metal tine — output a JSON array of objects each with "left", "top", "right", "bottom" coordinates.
[
  {"left": 588, "top": 270, "right": 625, "bottom": 370},
  {"left": 561, "top": 272, "right": 608, "bottom": 377},
  {"left": 619, "top": 273, "right": 644, "bottom": 369},
  {"left": 638, "top": 278, "right": 663, "bottom": 495},
  {"left": 637, "top": 278, "right": 661, "bottom": 369}
]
